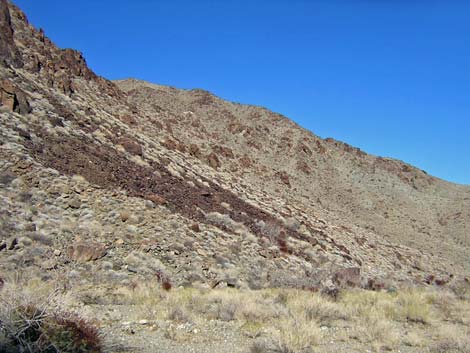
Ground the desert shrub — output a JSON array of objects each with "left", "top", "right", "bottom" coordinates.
[
  {"left": 449, "top": 278, "right": 470, "bottom": 301},
  {"left": 283, "top": 217, "right": 301, "bottom": 232},
  {"left": 272, "top": 315, "right": 321, "bottom": 353},
  {"left": 258, "top": 221, "right": 281, "bottom": 241},
  {"left": 43, "top": 312, "right": 102, "bottom": 353},
  {"left": 204, "top": 212, "right": 246, "bottom": 234},
  {"left": 430, "top": 325, "right": 470, "bottom": 353},
  {"left": 393, "top": 289, "right": 431, "bottom": 324},
  {"left": 250, "top": 338, "right": 273, "bottom": 353},
  {"left": 155, "top": 270, "right": 172, "bottom": 291},
  {"left": 167, "top": 307, "right": 191, "bottom": 323},
  {"left": 0, "top": 281, "right": 102, "bottom": 353}
]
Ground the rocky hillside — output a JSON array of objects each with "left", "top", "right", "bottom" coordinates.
[{"left": 0, "top": 0, "right": 469, "bottom": 297}]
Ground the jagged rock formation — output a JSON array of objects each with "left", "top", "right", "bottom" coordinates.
[
  {"left": 0, "top": 0, "right": 469, "bottom": 294},
  {"left": 0, "top": 0, "right": 22, "bottom": 67}
]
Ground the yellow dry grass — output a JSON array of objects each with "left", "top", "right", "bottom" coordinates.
[{"left": 3, "top": 277, "right": 469, "bottom": 353}]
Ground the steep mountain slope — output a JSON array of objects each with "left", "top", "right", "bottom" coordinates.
[
  {"left": 116, "top": 79, "right": 470, "bottom": 273},
  {"left": 0, "top": 0, "right": 469, "bottom": 299}
]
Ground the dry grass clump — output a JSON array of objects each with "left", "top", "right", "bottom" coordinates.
[
  {"left": 430, "top": 324, "right": 470, "bottom": 353},
  {"left": 248, "top": 314, "right": 321, "bottom": 353},
  {"left": 271, "top": 315, "right": 321, "bottom": 353},
  {"left": 114, "top": 282, "right": 167, "bottom": 320},
  {"left": 110, "top": 282, "right": 469, "bottom": 351},
  {"left": 340, "top": 288, "right": 432, "bottom": 324},
  {"left": 356, "top": 312, "right": 400, "bottom": 351},
  {"left": 426, "top": 288, "right": 470, "bottom": 324},
  {"left": 393, "top": 289, "right": 431, "bottom": 323},
  {"left": 0, "top": 279, "right": 102, "bottom": 353},
  {"left": 339, "top": 290, "right": 402, "bottom": 350},
  {"left": 286, "top": 290, "right": 347, "bottom": 325}
]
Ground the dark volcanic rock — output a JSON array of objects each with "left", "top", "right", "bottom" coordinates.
[
  {"left": 0, "top": 0, "right": 22, "bottom": 67},
  {"left": 0, "top": 79, "right": 31, "bottom": 114}
]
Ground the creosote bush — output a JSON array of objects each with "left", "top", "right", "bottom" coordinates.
[{"left": 0, "top": 280, "right": 102, "bottom": 353}]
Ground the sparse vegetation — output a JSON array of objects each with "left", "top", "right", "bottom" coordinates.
[{"left": 103, "top": 281, "right": 470, "bottom": 352}]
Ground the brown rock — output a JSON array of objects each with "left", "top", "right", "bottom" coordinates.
[
  {"left": 51, "top": 49, "right": 95, "bottom": 83},
  {"left": 297, "top": 143, "right": 312, "bottom": 156},
  {"left": 54, "top": 71, "right": 74, "bottom": 96},
  {"left": 119, "top": 114, "right": 137, "bottom": 126},
  {"left": 0, "top": 0, "right": 22, "bottom": 67},
  {"left": 296, "top": 160, "right": 311, "bottom": 175},
  {"left": 239, "top": 155, "right": 252, "bottom": 168},
  {"left": 333, "top": 267, "right": 361, "bottom": 287},
  {"left": 277, "top": 171, "right": 291, "bottom": 187},
  {"left": 0, "top": 80, "right": 31, "bottom": 114},
  {"left": 189, "top": 144, "right": 202, "bottom": 159},
  {"left": 190, "top": 223, "right": 201, "bottom": 232},
  {"left": 146, "top": 194, "right": 166, "bottom": 205},
  {"left": 207, "top": 152, "right": 220, "bottom": 169},
  {"left": 119, "top": 136, "right": 143, "bottom": 156},
  {"left": 67, "top": 241, "right": 106, "bottom": 262},
  {"left": 0, "top": 79, "right": 15, "bottom": 110},
  {"left": 212, "top": 145, "right": 234, "bottom": 159}
]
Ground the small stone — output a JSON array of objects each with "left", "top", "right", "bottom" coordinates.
[
  {"left": 42, "top": 259, "right": 57, "bottom": 270},
  {"left": 115, "top": 239, "right": 124, "bottom": 245},
  {"left": 54, "top": 249, "right": 61, "bottom": 256},
  {"left": 138, "top": 320, "right": 149, "bottom": 325},
  {"left": 126, "top": 266, "right": 138, "bottom": 273},
  {"left": 67, "top": 198, "right": 81, "bottom": 209},
  {"left": 221, "top": 202, "right": 231, "bottom": 210},
  {"left": 101, "top": 261, "right": 113, "bottom": 270},
  {"left": 8, "top": 238, "right": 17, "bottom": 250},
  {"left": 144, "top": 200, "right": 155, "bottom": 209},
  {"left": 18, "top": 237, "right": 32, "bottom": 247},
  {"left": 190, "top": 223, "right": 201, "bottom": 233},
  {"left": 196, "top": 248, "right": 207, "bottom": 257}
]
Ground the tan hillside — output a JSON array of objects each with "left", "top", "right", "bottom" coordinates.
[
  {"left": 0, "top": 1, "right": 469, "bottom": 352},
  {"left": 116, "top": 78, "right": 470, "bottom": 274}
]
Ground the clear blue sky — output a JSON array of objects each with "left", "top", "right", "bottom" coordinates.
[{"left": 15, "top": 0, "right": 470, "bottom": 185}]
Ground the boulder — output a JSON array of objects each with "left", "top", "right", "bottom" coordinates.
[
  {"left": 277, "top": 171, "right": 291, "bottom": 187},
  {"left": 119, "top": 136, "right": 143, "bottom": 156},
  {"left": 207, "top": 152, "right": 220, "bottom": 169},
  {"left": 332, "top": 267, "right": 361, "bottom": 287},
  {"left": 0, "top": 80, "right": 31, "bottom": 114},
  {"left": 67, "top": 241, "right": 106, "bottom": 262}
]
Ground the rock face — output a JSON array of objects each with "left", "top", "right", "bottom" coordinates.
[
  {"left": 0, "top": 0, "right": 22, "bottom": 67},
  {"left": 0, "top": 79, "right": 30, "bottom": 114}
]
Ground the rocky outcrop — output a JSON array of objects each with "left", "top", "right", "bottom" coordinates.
[
  {"left": 0, "top": 79, "right": 31, "bottom": 114},
  {"left": 67, "top": 241, "right": 107, "bottom": 262},
  {"left": 0, "top": 0, "right": 22, "bottom": 67}
]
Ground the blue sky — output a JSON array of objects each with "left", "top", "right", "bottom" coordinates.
[{"left": 15, "top": 0, "right": 470, "bottom": 185}]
